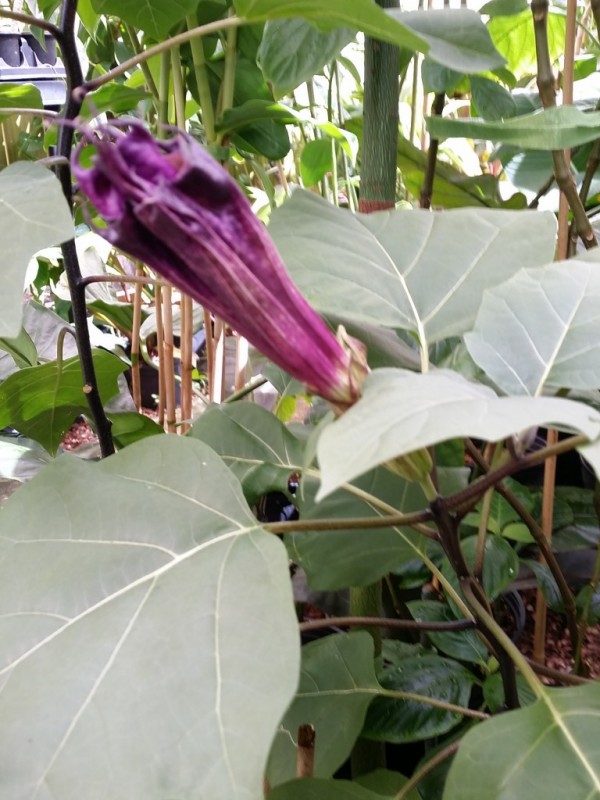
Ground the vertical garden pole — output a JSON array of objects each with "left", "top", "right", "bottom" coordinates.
[{"left": 358, "top": 0, "right": 400, "bottom": 213}]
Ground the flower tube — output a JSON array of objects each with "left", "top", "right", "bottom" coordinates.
[{"left": 72, "top": 122, "right": 368, "bottom": 410}]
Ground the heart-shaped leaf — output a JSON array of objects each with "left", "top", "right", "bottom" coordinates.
[{"left": 0, "top": 436, "right": 299, "bottom": 799}]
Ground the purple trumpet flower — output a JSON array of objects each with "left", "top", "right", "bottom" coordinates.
[{"left": 72, "top": 122, "right": 368, "bottom": 409}]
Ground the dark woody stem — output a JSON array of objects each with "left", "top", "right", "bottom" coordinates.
[
  {"left": 430, "top": 497, "right": 520, "bottom": 710},
  {"left": 56, "top": 0, "right": 115, "bottom": 456}
]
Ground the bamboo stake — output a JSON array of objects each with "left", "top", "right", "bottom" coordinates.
[
  {"left": 296, "top": 725, "right": 316, "bottom": 779},
  {"left": 180, "top": 295, "right": 193, "bottom": 431},
  {"left": 161, "top": 286, "right": 177, "bottom": 432},
  {"left": 130, "top": 264, "right": 144, "bottom": 411},
  {"left": 155, "top": 285, "right": 167, "bottom": 427}
]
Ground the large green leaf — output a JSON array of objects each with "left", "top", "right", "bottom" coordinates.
[
  {"left": 0, "top": 350, "right": 126, "bottom": 455},
  {"left": 391, "top": 9, "right": 505, "bottom": 73},
  {"left": 0, "top": 436, "right": 299, "bottom": 799},
  {"left": 465, "top": 261, "right": 600, "bottom": 397},
  {"left": 257, "top": 18, "right": 355, "bottom": 96},
  {"left": 90, "top": 0, "right": 197, "bottom": 38},
  {"left": 268, "top": 191, "right": 556, "bottom": 349},
  {"left": 428, "top": 106, "right": 600, "bottom": 150},
  {"left": 268, "top": 632, "right": 378, "bottom": 786},
  {"left": 315, "top": 368, "right": 600, "bottom": 499},
  {"left": 444, "top": 684, "right": 600, "bottom": 799},
  {"left": 364, "top": 642, "right": 476, "bottom": 743},
  {"left": 189, "top": 402, "right": 305, "bottom": 504},
  {"left": 0, "top": 163, "right": 73, "bottom": 338},
  {"left": 233, "top": 0, "right": 429, "bottom": 51}
]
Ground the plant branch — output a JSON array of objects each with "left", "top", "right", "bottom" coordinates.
[
  {"left": 465, "top": 440, "right": 580, "bottom": 652},
  {"left": 298, "top": 616, "right": 477, "bottom": 633},
  {"left": 81, "top": 17, "right": 244, "bottom": 94},
  {"left": 531, "top": 0, "right": 597, "bottom": 248},
  {"left": 420, "top": 92, "right": 445, "bottom": 208},
  {"left": 262, "top": 508, "right": 435, "bottom": 535},
  {"left": 393, "top": 741, "right": 460, "bottom": 800},
  {"left": 447, "top": 435, "right": 590, "bottom": 514},
  {"left": 0, "top": 8, "right": 59, "bottom": 35}
]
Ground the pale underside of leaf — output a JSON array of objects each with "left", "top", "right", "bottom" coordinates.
[
  {"left": 465, "top": 261, "right": 600, "bottom": 396},
  {"left": 316, "top": 368, "right": 600, "bottom": 499},
  {"left": 268, "top": 191, "right": 557, "bottom": 352}
]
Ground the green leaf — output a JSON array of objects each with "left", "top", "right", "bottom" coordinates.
[
  {"left": 421, "top": 61, "right": 465, "bottom": 95},
  {"left": 479, "top": 0, "right": 528, "bottom": 17},
  {"left": 268, "top": 632, "right": 378, "bottom": 786},
  {"left": 82, "top": 83, "right": 151, "bottom": 116},
  {"left": 90, "top": 0, "right": 197, "bottom": 38},
  {"left": 109, "top": 411, "right": 164, "bottom": 448},
  {"left": 407, "top": 600, "right": 488, "bottom": 664},
  {"left": 269, "top": 778, "right": 394, "bottom": 800},
  {"left": 232, "top": 118, "right": 291, "bottom": 159},
  {"left": 524, "top": 560, "right": 565, "bottom": 612},
  {"left": 268, "top": 190, "right": 556, "bottom": 347},
  {"left": 441, "top": 535, "right": 519, "bottom": 602},
  {"left": 470, "top": 75, "right": 517, "bottom": 120},
  {"left": 233, "top": 0, "right": 429, "bottom": 52},
  {"left": 465, "top": 261, "right": 600, "bottom": 396},
  {"left": 482, "top": 672, "right": 537, "bottom": 712},
  {"left": 428, "top": 105, "right": 600, "bottom": 150},
  {"left": 0, "top": 328, "right": 37, "bottom": 369},
  {"left": 300, "top": 139, "right": 334, "bottom": 187},
  {"left": 444, "top": 684, "right": 600, "bottom": 800},
  {"left": 76, "top": 0, "right": 100, "bottom": 34},
  {"left": 0, "top": 350, "right": 126, "bottom": 455},
  {"left": 488, "top": 10, "right": 565, "bottom": 77},
  {"left": 0, "top": 83, "right": 43, "bottom": 116},
  {"left": 315, "top": 369, "right": 600, "bottom": 499},
  {"left": 0, "top": 436, "right": 299, "bottom": 799},
  {"left": 576, "top": 584, "right": 600, "bottom": 624},
  {"left": 258, "top": 18, "right": 355, "bottom": 96},
  {"left": 392, "top": 9, "right": 506, "bottom": 73},
  {"left": 356, "top": 769, "right": 420, "bottom": 799},
  {"left": 292, "top": 467, "right": 466, "bottom": 590},
  {"left": 189, "top": 402, "right": 305, "bottom": 504},
  {"left": 87, "top": 299, "right": 140, "bottom": 337},
  {"left": 462, "top": 478, "right": 534, "bottom": 538},
  {"left": 216, "top": 98, "right": 298, "bottom": 133},
  {"left": 364, "top": 642, "right": 475, "bottom": 743},
  {"left": 0, "top": 163, "right": 73, "bottom": 338}
]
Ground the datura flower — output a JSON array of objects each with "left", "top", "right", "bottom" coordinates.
[{"left": 73, "top": 122, "right": 368, "bottom": 410}]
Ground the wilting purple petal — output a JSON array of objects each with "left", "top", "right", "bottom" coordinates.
[{"left": 72, "top": 121, "right": 368, "bottom": 408}]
